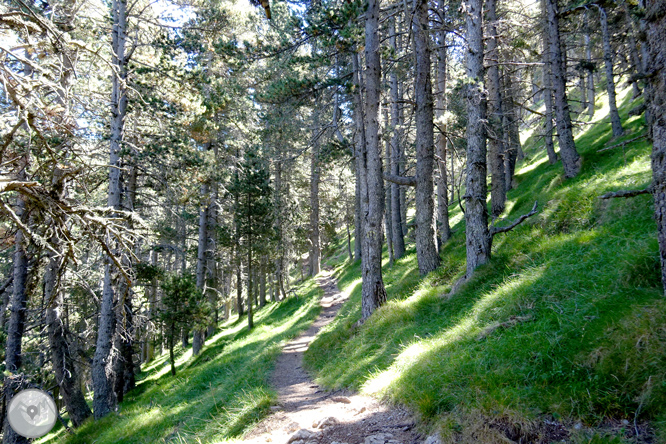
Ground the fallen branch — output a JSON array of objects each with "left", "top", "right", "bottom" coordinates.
[
  {"left": 490, "top": 201, "right": 538, "bottom": 236},
  {"left": 599, "top": 187, "right": 651, "bottom": 199},
  {"left": 598, "top": 134, "right": 648, "bottom": 152},
  {"left": 383, "top": 173, "right": 416, "bottom": 186}
]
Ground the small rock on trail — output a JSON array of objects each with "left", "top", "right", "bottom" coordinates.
[{"left": 242, "top": 270, "right": 424, "bottom": 444}]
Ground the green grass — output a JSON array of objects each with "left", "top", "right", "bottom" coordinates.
[
  {"left": 305, "top": 85, "right": 666, "bottom": 443},
  {"left": 38, "top": 279, "right": 322, "bottom": 444}
]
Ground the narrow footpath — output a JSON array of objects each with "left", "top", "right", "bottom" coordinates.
[{"left": 243, "top": 270, "right": 425, "bottom": 444}]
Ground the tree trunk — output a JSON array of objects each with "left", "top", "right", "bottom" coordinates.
[
  {"left": 2, "top": 375, "right": 30, "bottom": 444},
  {"left": 384, "top": 106, "right": 394, "bottom": 265},
  {"left": 207, "top": 179, "right": 219, "bottom": 337},
  {"left": 502, "top": 72, "right": 524, "bottom": 183},
  {"left": 413, "top": 0, "right": 440, "bottom": 274},
  {"left": 389, "top": 18, "right": 406, "bottom": 259},
  {"left": 545, "top": 0, "right": 581, "bottom": 178},
  {"left": 361, "top": 7, "right": 388, "bottom": 317},
  {"left": 646, "top": 0, "right": 666, "bottom": 293},
  {"left": 259, "top": 263, "right": 266, "bottom": 308},
  {"left": 46, "top": 258, "right": 92, "bottom": 427},
  {"left": 464, "top": 0, "right": 491, "bottom": 277},
  {"left": 584, "top": 12, "right": 595, "bottom": 118},
  {"left": 542, "top": 30, "right": 558, "bottom": 165},
  {"left": 354, "top": 161, "right": 363, "bottom": 261},
  {"left": 247, "top": 192, "right": 254, "bottom": 330},
  {"left": 309, "top": 121, "right": 321, "bottom": 276},
  {"left": 486, "top": 0, "right": 506, "bottom": 218},
  {"left": 193, "top": 179, "right": 209, "bottom": 356},
  {"left": 93, "top": 0, "right": 128, "bottom": 419},
  {"left": 435, "top": 1, "right": 451, "bottom": 245},
  {"left": 599, "top": 5, "right": 624, "bottom": 138}
]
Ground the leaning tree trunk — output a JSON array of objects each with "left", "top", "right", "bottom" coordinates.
[
  {"left": 464, "top": 0, "right": 491, "bottom": 277},
  {"left": 646, "top": 0, "right": 666, "bottom": 293},
  {"left": 92, "top": 0, "right": 128, "bottom": 419},
  {"left": 389, "top": 18, "right": 406, "bottom": 259},
  {"left": 544, "top": 0, "right": 581, "bottom": 178},
  {"left": 412, "top": 0, "right": 440, "bottom": 274},
  {"left": 435, "top": 0, "right": 451, "bottom": 245},
  {"left": 486, "top": 0, "right": 506, "bottom": 217},
  {"left": 361, "top": 5, "right": 388, "bottom": 318},
  {"left": 598, "top": 5, "right": 624, "bottom": 138}
]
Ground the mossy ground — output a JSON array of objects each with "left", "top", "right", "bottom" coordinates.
[
  {"left": 37, "top": 279, "right": 322, "bottom": 444},
  {"left": 306, "top": 85, "right": 666, "bottom": 443}
]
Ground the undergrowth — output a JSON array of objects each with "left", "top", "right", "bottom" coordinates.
[{"left": 305, "top": 86, "right": 666, "bottom": 443}]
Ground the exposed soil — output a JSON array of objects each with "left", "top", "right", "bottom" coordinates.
[{"left": 243, "top": 270, "right": 424, "bottom": 444}]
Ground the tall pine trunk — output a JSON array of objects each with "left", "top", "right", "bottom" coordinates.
[
  {"left": 486, "top": 0, "right": 506, "bottom": 217},
  {"left": 309, "top": 115, "right": 321, "bottom": 276},
  {"left": 545, "top": 0, "right": 581, "bottom": 178},
  {"left": 646, "top": 0, "right": 666, "bottom": 293},
  {"left": 542, "top": 24, "right": 558, "bottom": 165},
  {"left": 598, "top": 5, "right": 624, "bottom": 138},
  {"left": 361, "top": 3, "right": 388, "bottom": 318},
  {"left": 92, "top": 0, "right": 128, "bottom": 418},
  {"left": 413, "top": 0, "right": 440, "bottom": 274},
  {"left": 389, "top": 18, "right": 406, "bottom": 259},
  {"left": 436, "top": 0, "right": 451, "bottom": 245},
  {"left": 464, "top": 0, "right": 491, "bottom": 277}
]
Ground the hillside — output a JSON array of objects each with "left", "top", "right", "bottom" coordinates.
[
  {"left": 32, "top": 84, "right": 664, "bottom": 444},
  {"left": 305, "top": 85, "right": 665, "bottom": 443}
]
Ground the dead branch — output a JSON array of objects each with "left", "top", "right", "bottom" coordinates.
[
  {"left": 383, "top": 173, "right": 417, "bottom": 186},
  {"left": 490, "top": 201, "right": 538, "bottom": 236},
  {"left": 599, "top": 187, "right": 651, "bottom": 199},
  {"left": 598, "top": 134, "right": 648, "bottom": 153}
]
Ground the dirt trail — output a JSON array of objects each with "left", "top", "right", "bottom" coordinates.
[{"left": 243, "top": 270, "right": 424, "bottom": 444}]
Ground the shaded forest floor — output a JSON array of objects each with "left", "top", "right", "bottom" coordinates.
[{"left": 305, "top": 86, "right": 666, "bottom": 443}]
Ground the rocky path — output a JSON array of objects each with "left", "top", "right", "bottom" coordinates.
[{"left": 243, "top": 270, "right": 425, "bottom": 444}]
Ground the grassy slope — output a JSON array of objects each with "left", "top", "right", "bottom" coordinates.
[
  {"left": 305, "top": 86, "right": 666, "bottom": 443},
  {"left": 38, "top": 279, "right": 322, "bottom": 444}
]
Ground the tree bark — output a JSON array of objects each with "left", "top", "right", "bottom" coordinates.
[
  {"left": 486, "top": 0, "right": 506, "bottom": 217},
  {"left": 464, "top": 0, "right": 491, "bottom": 277},
  {"left": 384, "top": 106, "right": 394, "bottom": 265},
  {"left": 193, "top": 180, "right": 209, "bottom": 356},
  {"left": 542, "top": 28, "right": 558, "bottom": 165},
  {"left": 361, "top": 4, "right": 388, "bottom": 318},
  {"left": 92, "top": 0, "right": 128, "bottom": 419},
  {"left": 309, "top": 117, "right": 321, "bottom": 276},
  {"left": 389, "top": 18, "right": 406, "bottom": 259},
  {"left": 545, "top": 0, "right": 581, "bottom": 178},
  {"left": 584, "top": 11, "right": 595, "bottom": 118},
  {"left": 502, "top": 72, "right": 524, "bottom": 183},
  {"left": 435, "top": 0, "right": 451, "bottom": 245},
  {"left": 412, "top": 0, "right": 440, "bottom": 274},
  {"left": 598, "top": 5, "right": 624, "bottom": 138},
  {"left": 645, "top": 0, "right": 666, "bottom": 293}
]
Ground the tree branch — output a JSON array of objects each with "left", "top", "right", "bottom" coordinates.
[
  {"left": 599, "top": 187, "right": 652, "bottom": 199},
  {"left": 490, "top": 201, "right": 538, "bottom": 237},
  {"left": 383, "top": 173, "right": 416, "bottom": 186}
]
